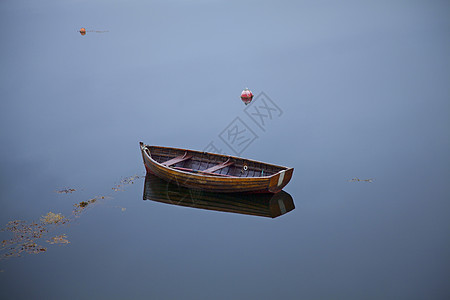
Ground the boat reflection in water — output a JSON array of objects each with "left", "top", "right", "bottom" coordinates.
[{"left": 143, "top": 173, "right": 295, "bottom": 218}]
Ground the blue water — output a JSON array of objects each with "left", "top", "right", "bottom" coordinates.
[{"left": 1, "top": 1, "right": 449, "bottom": 299}]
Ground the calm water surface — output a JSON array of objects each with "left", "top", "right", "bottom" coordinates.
[{"left": 1, "top": 1, "right": 449, "bottom": 299}]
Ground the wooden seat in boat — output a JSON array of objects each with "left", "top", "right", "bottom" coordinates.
[
  {"left": 162, "top": 152, "right": 193, "bottom": 167},
  {"left": 203, "top": 159, "right": 234, "bottom": 173}
]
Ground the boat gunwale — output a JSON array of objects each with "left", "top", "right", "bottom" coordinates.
[{"left": 141, "top": 143, "right": 291, "bottom": 180}]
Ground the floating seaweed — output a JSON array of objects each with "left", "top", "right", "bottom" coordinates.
[
  {"left": 72, "top": 197, "right": 102, "bottom": 216},
  {"left": 1, "top": 220, "right": 47, "bottom": 242},
  {"left": 20, "top": 243, "right": 47, "bottom": 254},
  {"left": 79, "top": 201, "right": 89, "bottom": 208},
  {"left": 47, "top": 234, "right": 70, "bottom": 245},
  {"left": 40, "top": 212, "right": 68, "bottom": 225},
  {"left": 75, "top": 198, "right": 97, "bottom": 208},
  {"left": 348, "top": 177, "right": 374, "bottom": 183},
  {"left": 1, "top": 212, "right": 69, "bottom": 259},
  {"left": 112, "top": 175, "right": 144, "bottom": 192},
  {"left": 1, "top": 220, "right": 50, "bottom": 259},
  {"left": 56, "top": 188, "right": 76, "bottom": 194},
  {"left": 1, "top": 173, "right": 144, "bottom": 262}
]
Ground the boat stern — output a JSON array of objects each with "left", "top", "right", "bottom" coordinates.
[{"left": 268, "top": 168, "right": 294, "bottom": 193}]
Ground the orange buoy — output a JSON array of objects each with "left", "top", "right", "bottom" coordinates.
[
  {"left": 80, "top": 28, "right": 86, "bottom": 36},
  {"left": 240, "top": 88, "right": 253, "bottom": 105}
]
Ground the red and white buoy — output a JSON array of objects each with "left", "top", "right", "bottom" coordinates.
[
  {"left": 240, "top": 88, "right": 253, "bottom": 105},
  {"left": 79, "top": 27, "right": 86, "bottom": 36}
]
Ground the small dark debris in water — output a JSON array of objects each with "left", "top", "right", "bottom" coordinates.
[
  {"left": 349, "top": 177, "right": 374, "bottom": 183},
  {"left": 22, "top": 243, "right": 47, "bottom": 254},
  {"left": 56, "top": 188, "right": 76, "bottom": 194},
  {"left": 112, "top": 175, "right": 144, "bottom": 192},
  {"left": 79, "top": 201, "right": 88, "bottom": 208},
  {"left": 112, "top": 206, "right": 126, "bottom": 212},
  {"left": 73, "top": 198, "right": 99, "bottom": 216},
  {"left": 74, "top": 198, "right": 97, "bottom": 209}
]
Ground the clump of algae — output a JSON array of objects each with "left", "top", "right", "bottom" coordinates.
[
  {"left": 40, "top": 212, "right": 67, "bottom": 225},
  {"left": 47, "top": 234, "right": 70, "bottom": 245},
  {"left": 348, "top": 177, "right": 374, "bottom": 183},
  {"left": 2, "top": 173, "right": 144, "bottom": 261},
  {"left": 55, "top": 188, "right": 76, "bottom": 194}
]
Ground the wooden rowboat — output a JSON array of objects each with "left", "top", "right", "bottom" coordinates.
[
  {"left": 143, "top": 173, "right": 295, "bottom": 218},
  {"left": 140, "top": 142, "right": 293, "bottom": 193}
]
